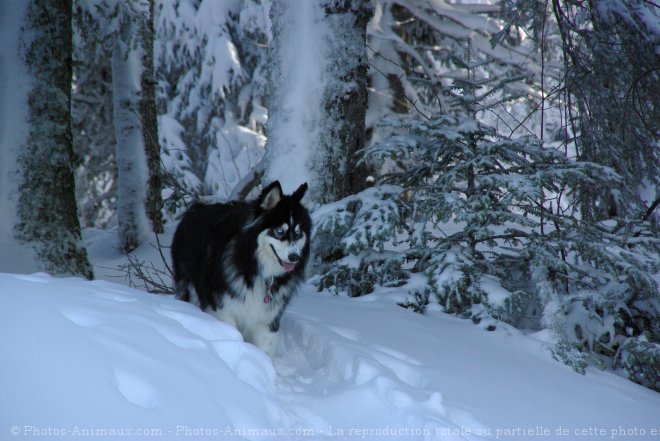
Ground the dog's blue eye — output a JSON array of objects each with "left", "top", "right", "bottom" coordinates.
[{"left": 273, "top": 227, "right": 285, "bottom": 237}]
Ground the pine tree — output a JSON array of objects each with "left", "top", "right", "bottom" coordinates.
[
  {"left": 156, "top": 0, "right": 269, "bottom": 208},
  {"left": 319, "top": 42, "right": 658, "bottom": 389},
  {"left": 497, "top": 0, "right": 660, "bottom": 392},
  {"left": 313, "top": 185, "right": 406, "bottom": 296},
  {"left": 552, "top": 0, "right": 659, "bottom": 221},
  {"left": 363, "top": 47, "right": 601, "bottom": 316},
  {"left": 12, "top": 0, "right": 93, "bottom": 278},
  {"left": 365, "top": 0, "right": 544, "bottom": 148}
]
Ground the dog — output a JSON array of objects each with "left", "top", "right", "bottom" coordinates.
[{"left": 170, "top": 181, "right": 311, "bottom": 357}]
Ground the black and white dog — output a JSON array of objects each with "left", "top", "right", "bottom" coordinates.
[{"left": 171, "top": 181, "right": 311, "bottom": 357}]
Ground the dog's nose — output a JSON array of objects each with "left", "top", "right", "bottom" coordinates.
[{"left": 287, "top": 252, "right": 300, "bottom": 263}]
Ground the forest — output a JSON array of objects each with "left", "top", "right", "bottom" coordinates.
[{"left": 0, "top": 0, "right": 658, "bottom": 395}]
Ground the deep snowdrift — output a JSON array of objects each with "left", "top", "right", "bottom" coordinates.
[{"left": 2, "top": 270, "right": 659, "bottom": 440}]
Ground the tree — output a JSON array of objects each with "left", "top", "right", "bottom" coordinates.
[
  {"left": 156, "top": 0, "right": 269, "bottom": 209},
  {"left": 552, "top": 0, "right": 659, "bottom": 222},
  {"left": 74, "top": 0, "right": 163, "bottom": 251},
  {"left": 358, "top": 53, "right": 612, "bottom": 317},
  {"left": 317, "top": 0, "right": 372, "bottom": 199},
  {"left": 264, "top": 0, "right": 372, "bottom": 203},
  {"left": 366, "top": 0, "right": 545, "bottom": 148},
  {"left": 318, "top": 46, "right": 659, "bottom": 390},
  {"left": 141, "top": 0, "right": 163, "bottom": 234},
  {"left": 0, "top": 0, "right": 93, "bottom": 279},
  {"left": 72, "top": 10, "right": 118, "bottom": 229},
  {"left": 108, "top": 0, "right": 162, "bottom": 252},
  {"left": 549, "top": 0, "right": 659, "bottom": 390},
  {"left": 495, "top": 0, "right": 660, "bottom": 392}
]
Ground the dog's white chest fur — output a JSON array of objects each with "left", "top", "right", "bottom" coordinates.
[{"left": 209, "top": 277, "right": 281, "bottom": 357}]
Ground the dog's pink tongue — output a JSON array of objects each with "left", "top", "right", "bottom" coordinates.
[{"left": 282, "top": 261, "right": 296, "bottom": 272}]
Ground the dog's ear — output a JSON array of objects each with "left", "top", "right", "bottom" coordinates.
[
  {"left": 292, "top": 183, "right": 308, "bottom": 202},
  {"left": 259, "top": 181, "right": 283, "bottom": 210}
]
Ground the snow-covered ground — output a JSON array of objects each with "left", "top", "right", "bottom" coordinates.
[{"left": 2, "top": 229, "right": 659, "bottom": 440}]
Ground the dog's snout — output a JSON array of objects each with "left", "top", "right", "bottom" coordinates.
[{"left": 288, "top": 252, "right": 300, "bottom": 263}]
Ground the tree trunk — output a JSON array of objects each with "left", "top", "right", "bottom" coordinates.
[
  {"left": 318, "top": 0, "right": 372, "bottom": 200},
  {"left": 140, "top": 0, "right": 163, "bottom": 233},
  {"left": 7, "top": 0, "right": 94, "bottom": 278},
  {"left": 264, "top": 0, "right": 372, "bottom": 204},
  {"left": 112, "top": 2, "right": 161, "bottom": 252}
]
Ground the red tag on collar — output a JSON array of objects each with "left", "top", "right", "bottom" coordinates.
[{"left": 264, "top": 295, "right": 272, "bottom": 304}]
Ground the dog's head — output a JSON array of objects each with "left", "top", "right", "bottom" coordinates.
[{"left": 255, "top": 181, "right": 311, "bottom": 277}]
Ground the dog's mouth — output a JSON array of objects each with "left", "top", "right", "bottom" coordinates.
[{"left": 269, "top": 245, "right": 296, "bottom": 272}]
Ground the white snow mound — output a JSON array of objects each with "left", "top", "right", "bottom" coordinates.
[
  {"left": 2, "top": 272, "right": 659, "bottom": 440},
  {"left": 0, "top": 273, "right": 278, "bottom": 438}
]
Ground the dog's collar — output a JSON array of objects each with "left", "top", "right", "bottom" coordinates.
[{"left": 264, "top": 277, "right": 275, "bottom": 303}]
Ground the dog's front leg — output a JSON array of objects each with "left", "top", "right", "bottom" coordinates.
[
  {"left": 212, "top": 309, "right": 239, "bottom": 331},
  {"left": 252, "top": 324, "right": 278, "bottom": 358}
]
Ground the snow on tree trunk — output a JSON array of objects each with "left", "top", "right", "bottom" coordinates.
[
  {"left": 264, "top": 0, "right": 371, "bottom": 204},
  {"left": 0, "top": 2, "right": 32, "bottom": 273},
  {"left": 0, "top": 0, "right": 93, "bottom": 278},
  {"left": 113, "top": 16, "right": 152, "bottom": 253},
  {"left": 320, "top": 0, "right": 372, "bottom": 199}
]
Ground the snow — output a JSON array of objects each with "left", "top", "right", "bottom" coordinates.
[
  {"left": 0, "top": 273, "right": 277, "bottom": 436},
  {"left": 196, "top": 0, "right": 242, "bottom": 101},
  {"left": 2, "top": 229, "right": 659, "bottom": 440},
  {"left": 2, "top": 0, "right": 657, "bottom": 437},
  {"left": 156, "top": 0, "right": 269, "bottom": 202},
  {"left": 206, "top": 123, "right": 266, "bottom": 197},
  {"left": 480, "top": 274, "right": 512, "bottom": 308},
  {"left": 158, "top": 114, "right": 203, "bottom": 196}
]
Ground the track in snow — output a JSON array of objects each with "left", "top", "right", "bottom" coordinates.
[{"left": 272, "top": 290, "right": 488, "bottom": 441}]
